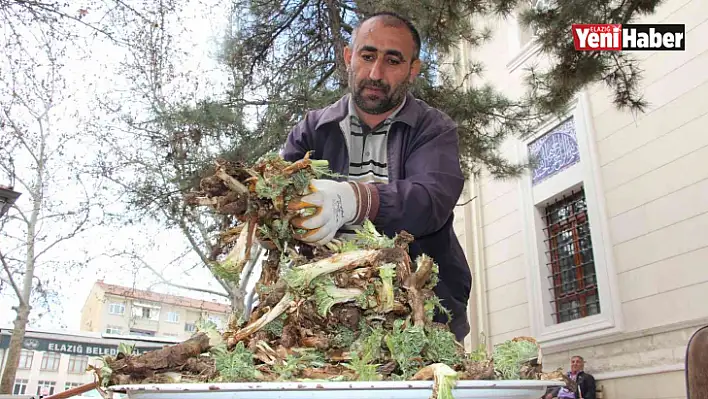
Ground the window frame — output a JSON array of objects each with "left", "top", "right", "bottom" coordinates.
[
  {"left": 40, "top": 351, "right": 61, "bottom": 371},
  {"left": 18, "top": 349, "right": 33, "bottom": 369},
  {"left": 167, "top": 311, "right": 180, "bottom": 323},
  {"left": 515, "top": 91, "right": 624, "bottom": 349},
  {"left": 67, "top": 354, "right": 89, "bottom": 374},
  {"left": 36, "top": 380, "right": 56, "bottom": 396},
  {"left": 108, "top": 302, "right": 125, "bottom": 315},
  {"left": 543, "top": 188, "right": 601, "bottom": 323},
  {"left": 65, "top": 381, "right": 83, "bottom": 390},
  {"left": 13, "top": 379, "right": 28, "bottom": 395},
  {"left": 132, "top": 302, "right": 161, "bottom": 321},
  {"left": 105, "top": 325, "right": 123, "bottom": 335}
]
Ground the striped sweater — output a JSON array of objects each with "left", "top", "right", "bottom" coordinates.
[{"left": 337, "top": 96, "right": 406, "bottom": 235}]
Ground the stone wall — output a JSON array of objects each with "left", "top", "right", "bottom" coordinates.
[
  {"left": 538, "top": 324, "right": 701, "bottom": 399},
  {"left": 543, "top": 325, "right": 694, "bottom": 374}
]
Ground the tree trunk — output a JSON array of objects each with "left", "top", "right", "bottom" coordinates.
[
  {"left": 325, "top": 1, "right": 348, "bottom": 88},
  {"left": 0, "top": 305, "right": 30, "bottom": 394},
  {"left": 0, "top": 130, "right": 43, "bottom": 394}
]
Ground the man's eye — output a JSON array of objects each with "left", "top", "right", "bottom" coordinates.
[
  {"left": 387, "top": 58, "right": 402, "bottom": 65},
  {"left": 362, "top": 54, "right": 375, "bottom": 61}
]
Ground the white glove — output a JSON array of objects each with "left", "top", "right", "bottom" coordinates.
[{"left": 288, "top": 179, "right": 358, "bottom": 245}]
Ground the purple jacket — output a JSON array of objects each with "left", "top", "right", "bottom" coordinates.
[{"left": 282, "top": 92, "right": 472, "bottom": 341}]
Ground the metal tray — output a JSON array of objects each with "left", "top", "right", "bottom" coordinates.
[{"left": 109, "top": 380, "right": 565, "bottom": 399}]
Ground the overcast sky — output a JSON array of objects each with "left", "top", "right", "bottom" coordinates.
[{"left": 0, "top": 0, "right": 236, "bottom": 332}]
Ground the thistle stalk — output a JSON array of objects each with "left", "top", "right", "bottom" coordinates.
[
  {"left": 229, "top": 292, "right": 294, "bottom": 346},
  {"left": 283, "top": 249, "right": 379, "bottom": 291},
  {"left": 215, "top": 168, "right": 249, "bottom": 194},
  {"left": 219, "top": 220, "right": 255, "bottom": 276}
]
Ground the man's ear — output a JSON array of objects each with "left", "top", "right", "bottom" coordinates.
[
  {"left": 409, "top": 58, "right": 422, "bottom": 83},
  {"left": 344, "top": 46, "right": 352, "bottom": 69}
]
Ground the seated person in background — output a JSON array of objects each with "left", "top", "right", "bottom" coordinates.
[{"left": 544, "top": 355, "right": 597, "bottom": 399}]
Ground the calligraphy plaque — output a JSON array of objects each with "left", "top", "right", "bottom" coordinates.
[{"left": 529, "top": 118, "right": 580, "bottom": 185}]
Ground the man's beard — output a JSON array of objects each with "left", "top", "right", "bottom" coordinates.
[{"left": 350, "top": 74, "right": 409, "bottom": 115}]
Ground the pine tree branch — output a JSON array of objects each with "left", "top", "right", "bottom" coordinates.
[
  {"left": 248, "top": 0, "right": 310, "bottom": 78},
  {"left": 314, "top": 65, "right": 337, "bottom": 90}
]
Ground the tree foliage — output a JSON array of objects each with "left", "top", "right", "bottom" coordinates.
[
  {"left": 215, "top": 0, "right": 661, "bottom": 177},
  {"left": 520, "top": 0, "right": 665, "bottom": 115}
]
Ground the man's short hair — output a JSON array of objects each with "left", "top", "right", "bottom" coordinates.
[
  {"left": 571, "top": 355, "right": 585, "bottom": 361},
  {"left": 351, "top": 11, "right": 421, "bottom": 61}
]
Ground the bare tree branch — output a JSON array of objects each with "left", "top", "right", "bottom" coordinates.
[
  {"left": 5, "top": 0, "right": 130, "bottom": 45},
  {"left": 110, "top": 251, "right": 230, "bottom": 299},
  {"left": 0, "top": 249, "right": 25, "bottom": 307}
]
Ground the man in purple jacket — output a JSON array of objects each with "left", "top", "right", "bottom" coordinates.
[{"left": 281, "top": 11, "right": 472, "bottom": 341}]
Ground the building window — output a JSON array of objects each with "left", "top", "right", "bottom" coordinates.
[
  {"left": 36, "top": 380, "right": 56, "bottom": 396},
  {"left": 67, "top": 355, "right": 89, "bottom": 373},
  {"left": 542, "top": 187, "right": 600, "bottom": 323},
  {"left": 109, "top": 302, "right": 125, "bottom": 315},
  {"left": 13, "top": 379, "right": 28, "bottom": 395},
  {"left": 184, "top": 323, "right": 196, "bottom": 333},
  {"left": 132, "top": 303, "right": 160, "bottom": 321},
  {"left": 518, "top": 94, "right": 621, "bottom": 346},
  {"left": 105, "top": 325, "right": 123, "bottom": 334},
  {"left": 65, "top": 382, "right": 83, "bottom": 390},
  {"left": 129, "top": 329, "right": 156, "bottom": 337},
  {"left": 18, "top": 349, "right": 33, "bottom": 369},
  {"left": 41, "top": 351, "right": 61, "bottom": 371},
  {"left": 167, "top": 311, "right": 180, "bottom": 323}
]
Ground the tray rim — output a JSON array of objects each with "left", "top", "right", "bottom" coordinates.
[{"left": 109, "top": 379, "right": 566, "bottom": 394}]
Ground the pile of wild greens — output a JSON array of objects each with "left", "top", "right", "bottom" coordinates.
[{"left": 95, "top": 153, "right": 570, "bottom": 399}]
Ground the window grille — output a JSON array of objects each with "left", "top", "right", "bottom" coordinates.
[{"left": 542, "top": 188, "right": 600, "bottom": 323}]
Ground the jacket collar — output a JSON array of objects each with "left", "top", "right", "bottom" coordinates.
[{"left": 315, "top": 92, "right": 420, "bottom": 130}]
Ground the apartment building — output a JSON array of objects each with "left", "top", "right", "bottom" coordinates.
[
  {"left": 80, "top": 281, "right": 231, "bottom": 340},
  {"left": 0, "top": 327, "right": 172, "bottom": 397},
  {"left": 448, "top": 0, "right": 707, "bottom": 397}
]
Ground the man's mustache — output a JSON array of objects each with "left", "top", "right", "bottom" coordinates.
[{"left": 358, "top": 79, "right": 389, "bottom": 93}]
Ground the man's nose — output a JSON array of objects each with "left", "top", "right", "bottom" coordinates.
[{"left": 368, "top": 58, "right": 384, "bottom": 80}]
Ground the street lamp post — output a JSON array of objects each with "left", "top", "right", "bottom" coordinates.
[{"left": 0, "top": 185, "right": 21, "bottom": 218}]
